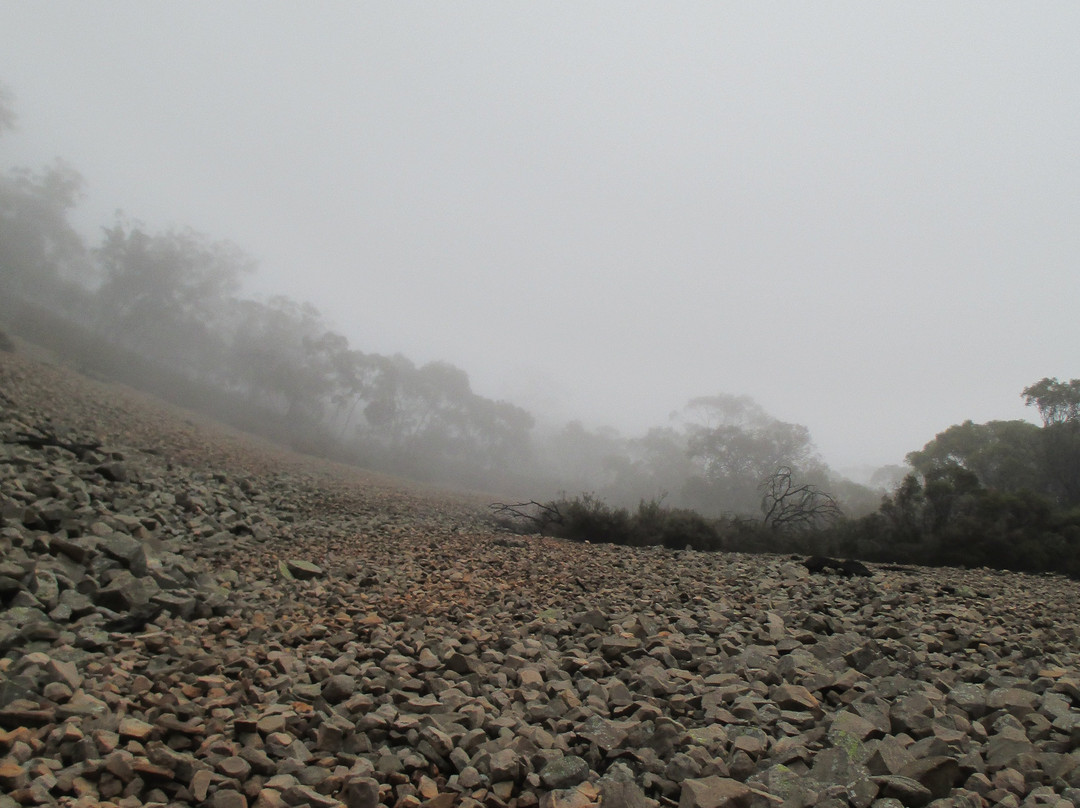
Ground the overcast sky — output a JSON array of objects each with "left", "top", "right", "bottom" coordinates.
[{"left": 2, "top": 3, "right": 1078, "bottom": 470}]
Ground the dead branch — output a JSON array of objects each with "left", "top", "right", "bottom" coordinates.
[
  {"left": 488, "top": 500, "right": 565, "bottom": 535},
  {"left": 760, "top": 466, "right": 843, "bottom": 532}
]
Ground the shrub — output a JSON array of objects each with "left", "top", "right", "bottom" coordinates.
[
  {"left": 632, "top": 498, "right": 725, "bottom": 550},
  {"left": 490, "top": 482, "right": 1080, "bottom": 577},
  {"left": 490, "top": 493, "right": 727, "bottom": 551},
  {"left": 558, "top": 493, "right": 632, "bottom": 545}
]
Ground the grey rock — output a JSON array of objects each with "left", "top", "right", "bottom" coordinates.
[
  {"left": 678, "top": 776, "right": 753, "bottom": 808},
  {"left": 320, "top": 673, "right": 355, "bottom": 703},
  {"left": 285, "top": 558, "right": 323, "bottom": 580},
  {"left": 890, "top": 693, "right": 935, "bottom": 738},
  {"left": 811, "top": 747, "right": 878, "bottom": 808},
  {"left": 866, "top": 737, "right": 916, "bottom": 777},
  {"left": 97, "top": 532, "right": 148, "bottom": 576},
  {"left": 208, "top": 790, "right": 247, "bottom": 808},
  {"left": 946, "top": 683, "right": 989, "bottom": 719},
  {"left": 599, "top": 762, "right": 652, "bottom": 808},
  {"left": 577, "top": 714, "right": 630, "bottom": 752},
  {"left": 96, "top": 569, "right": 157, "bottom": 611},
  {"left": 487, "top": 748, "right": 523, "bottom": 783},
  {"left": 872, "top": 775, "right": 933, "bottom": 808},
  {"left": 540, "top": 755, "right": 589, "bottom": 789},
  {"left": 898, "top": 756, "right": 962, "bottom": 801},
  {"left": 749, "top": 763, "right": 815, "bottom": 807}
]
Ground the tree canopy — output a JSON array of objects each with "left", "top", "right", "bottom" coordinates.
[{"left": 1023, "top": 377, "right": 1080, "bottom": 426}]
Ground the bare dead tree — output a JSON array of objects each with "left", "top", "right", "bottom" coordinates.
[
  {"left": 488, "top": 500, "right": 565, "bottom": 535},
  {"left": 759, "top": 466, "right": 843, "bottom": 532}
]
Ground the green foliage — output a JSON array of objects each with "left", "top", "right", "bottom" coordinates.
[
  {"left": 906, "top": 420, "right": 1045, "bottom": 494},
  {"left": 499, "top": 490, "right": 853, "bottom": 558},
  {"left": 495, "top": 494, "right": 729, "bottom": 552},
  {"left": 835, "top": 468, "right": 1080, "bottom": 575},
  {"left": 1023, "top": 377, "right": 1080, "bottom": 426},
  {"left": 632, "top": 498, "right": 726, "bottom": 550},
  {"left": 556, "top": 493, "right": 634, "bottom": 545},
  {"left": 498, "top": 372, "right": 1080, "bottom": 577}
]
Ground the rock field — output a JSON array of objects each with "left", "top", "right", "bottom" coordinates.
[{"left": 1, "top": 348, "right": 1080, "bottom": 808}]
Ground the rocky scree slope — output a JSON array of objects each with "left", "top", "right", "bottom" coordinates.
[{"left": 0, "top": 350, "right": 1079, "bottom": 808}]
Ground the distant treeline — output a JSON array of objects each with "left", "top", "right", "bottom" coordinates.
[
  {"left": 0, "top": 85, "right": 878, "bottom": 516},
  {"left": 496, "top": 391, "right": 1080, "bottom": 576},
  {"left": 836, "top": 391, "right": 1080, "bottom": 576},
  {"left": 4, "top": 85, "right": 1080, "bottom": 575}
]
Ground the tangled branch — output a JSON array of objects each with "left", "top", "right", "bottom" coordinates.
[
  {"left": 760, "top": 466, "right": 843, "bottom": 532},
  {"left": 488, "top": 500, "right": 565, "bottom": 535}
]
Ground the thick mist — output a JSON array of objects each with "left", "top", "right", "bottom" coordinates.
[
  {"left": 2, "top": 6, "right": 1080, "bottom": 551},
  {"left": 2, "top": 5, "right": 1078, "bottom": 471}
]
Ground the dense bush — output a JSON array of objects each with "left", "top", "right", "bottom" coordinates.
[
  {"left": 491, "top": 493, "right": 823, "bottom": 555},
  {"left": 491, "top": 478, "right": 1080, "bottom": 578},
  {"left": 555, "top": 493, "right": 634, "bottom": 545},
  {"left": 829, "top": 468, "right": 1080, "bottom": 576},
  {"left": 491, "top": 494, "right": 730, "bottom": 550},
  {"left": 632, "top": 498, "right": 726, "bottom": 550}
]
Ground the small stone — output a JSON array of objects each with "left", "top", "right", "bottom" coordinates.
[
  {"left": 341, "top": 776, "right": 380, "bottom": 808},
  {"left": 281, "top": 784, "right": 340, "bottom": 808},
  {"left": 218, "top": 756, "right": 252, "bottom": 780},
  {"left": 873, "top": 775, "right": 933, "bottom": 808},
  {"left": 828, "top": 710, "right": 880, "bottom": 742},
  {"left": 419, "top": 795, "right": 456, "bottom": 808},
  {"left": 252, "top": 790, "right": 289, "bottom": 808},
  {"left": 321, "top": 674, "right": 355, "bottom": 703},
  {"left": 97, "top": 533, "right": 147, "bottom": 576},
  {"left": 44, "top": 658, "right": 82, "bottom": 690},
  {"left": 598, "top": 762, "right": 651, "bottom": 808},
  {"left": 118, "top": 717, "right": 154, "bottom": 742},
  {"left": 890, "top": 693, "right": 935, "bottom": 738},
  {"left": 771, "top": 684, "right": 820, "bottom": 712},
  {"left": 458, "top": 766, "right": 483, "bottom": 789},
  {"left": 0, "top": 760, "right": 28, "bottom": 791},
  {"left": 210, "top": 790, "right": 248, "bottom": 808},
  {"left": 487, "top": 749, "right": 522, "bottom": 783},
  {"left": 678, "top": 776, "right": 753, "bottom": 808},
  {"left": 191, "top": 768, "right": 214, "bottom": 801},
  {"left": 285, "top": 559, "right": 323, "bottom": 580},
  {"left": 540, "top": 756, "right": 589, "bottom": 789},
  {"left": 898, "top": 756, "right": 962, "bottom": 800}
]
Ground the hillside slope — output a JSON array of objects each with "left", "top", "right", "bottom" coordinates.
[{"left": 1, "top": 346, "right": 1079, "bottom": 808}]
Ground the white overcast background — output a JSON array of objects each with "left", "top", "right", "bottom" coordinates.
[{"left": 2, "top": 3, "right": 1077, "bottom": 471}]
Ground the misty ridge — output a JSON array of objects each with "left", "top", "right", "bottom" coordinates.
[{"left": 3, "top": 82, "right": 1080, "bottom": 576}]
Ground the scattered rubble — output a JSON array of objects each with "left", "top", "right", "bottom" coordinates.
[{"left": 1, "top": 350, "right": 1079, "bottom": 808}]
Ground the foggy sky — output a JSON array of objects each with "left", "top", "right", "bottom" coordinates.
[{"left": 2, "top": 3, "right": 1078, "bottom": 470}]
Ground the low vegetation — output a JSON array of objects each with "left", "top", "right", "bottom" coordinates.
[{"left": 494, "top": 380, "right": 1080, "bottom": 578}]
